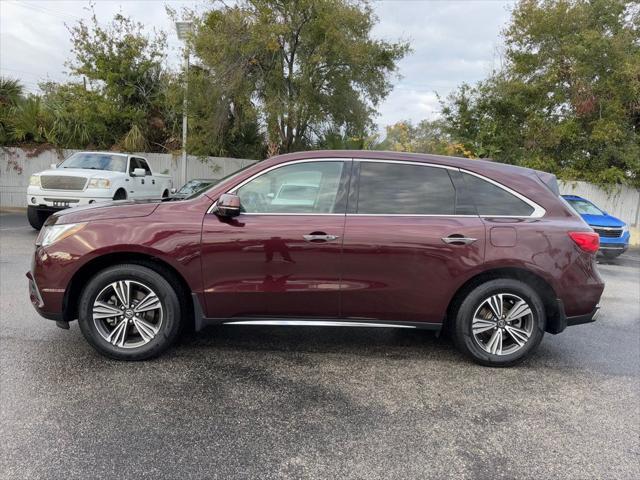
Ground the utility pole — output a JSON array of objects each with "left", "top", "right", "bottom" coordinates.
[{"left": 176, "top": 21, "right": 193, "bottom": 187}]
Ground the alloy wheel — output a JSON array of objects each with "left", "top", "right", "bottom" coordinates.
[
  {"left": 471, "top": 293, "right": 534, "bottom": 356},
  {"left": 92, "top": 280, "right": 163, "bottom": 349}
]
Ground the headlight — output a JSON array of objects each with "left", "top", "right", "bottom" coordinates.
[
  {"left": 36, "top": 223, "right": 86, "bottom": 247},
  {"left": 29, "top": 175, "right": 41, "bottom": 187},
  {"left": 622, "top": 224, "right": 629, "bottom": 233},
  {"left": 88, "top": 178, "right": 111, "bottom": 189}
]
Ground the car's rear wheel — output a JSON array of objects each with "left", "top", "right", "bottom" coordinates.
[
  {"left": 452, "top": 279, "right": 545, "bottom": 367},
  {"left": 78, "top": 264, "right": 182, "bottom": 360}
]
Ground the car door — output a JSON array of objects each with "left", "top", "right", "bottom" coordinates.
[
  {"left": 340, "top": 160, "right": 486, "bottom": 325},
  {"left": 200, "top": 159, "right": 351, "bottom": 319},
  {"left": 133, "top": 157, "right": 155, "bottom": 197},
  {"left": 127, "top": 157, "right": 145, "bottom": 199}
]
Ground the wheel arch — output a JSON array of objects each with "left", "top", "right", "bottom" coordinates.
[
  {"left": 63, "top": 252, "right": 195, "bottom": 330},
  {"left": 445, "top": 267, "right": 562, "bottom": 335}
]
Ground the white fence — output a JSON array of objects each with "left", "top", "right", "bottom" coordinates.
[
  {"left": 1, "top": 147, "right": 639, "bottom": 228},
  {"left": 0, "top": 147, "right": 256, "bottom": 208}
]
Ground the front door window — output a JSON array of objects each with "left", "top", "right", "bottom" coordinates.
[{"left": 236, "top": 161, "right": 346, "bottom": 214}]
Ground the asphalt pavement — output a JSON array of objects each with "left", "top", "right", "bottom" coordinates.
[{"left": 1, "top": 211, "right": 639, "bottom": 479}]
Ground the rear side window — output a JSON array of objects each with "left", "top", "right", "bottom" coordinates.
[
  {"left": 461, "top": 172, "right": 534, "bottom": 216},
  {"left": 356, "top": 162, "right": 456, "bottom": 215}
]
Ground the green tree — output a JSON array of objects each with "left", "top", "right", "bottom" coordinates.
[
  {"left": 66, "top": 11, "right": 170, "bottom": 151},
  {"left": 0, "top": 77, "right": 25, "bottom": 144},
  {"left": 441, "top": 0, "right": 640, "bottom": 185},
  {"left": 377, "top": 119, "right": 452, "bottom": 155},
  {"left": 190, "top": 0, "right": 409, "bottom": 154}
]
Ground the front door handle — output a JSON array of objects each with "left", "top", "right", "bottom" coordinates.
[
  {"left": 303, "top": 234, "right": 340, "bottom": 242},
  {"left": 442, "top": 235, "right": 477, "bottom": 245}
]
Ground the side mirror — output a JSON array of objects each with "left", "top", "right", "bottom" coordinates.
[
  {"left": 50, "top": 163, "right": 57, "bottom": 169},
  {"left": 131, "top": 168, "right": 146, "bottom": 177},
  {"left": 215, "top": 193, "right": 241, "bottom": 218},
  {"left": 170, "top": 188, "right": 177, "bottom": 194}
]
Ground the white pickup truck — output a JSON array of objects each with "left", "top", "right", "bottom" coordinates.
[{"left": 27, "top": 151, "right": 172, "bottom": 229}]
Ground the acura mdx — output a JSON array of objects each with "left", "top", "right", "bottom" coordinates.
[{"left": 27, "top": 151, "right": 604, "bottom": 366}]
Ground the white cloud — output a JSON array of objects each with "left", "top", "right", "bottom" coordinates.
[{"left": 0, "top": 0, "right": 516, "bottom": 130}]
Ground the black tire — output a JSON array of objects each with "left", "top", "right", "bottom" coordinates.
[
  {"left": 451, "top": 279, "right": 546, "bottom": 367},
  {"left": 602, "top": 251, "right": 621, "bottom": 260},
  {"left": 27, "top": 206, "right": 48, "bottom": 230},
  {"left": 78, "top": 264, "right": 182, "bottom": 360},
  {"left": 113, "top": 189, "right": 127, "bottom": 201},
  {"left": 162, "top": 190, "right": 169, "bottom": 198}
]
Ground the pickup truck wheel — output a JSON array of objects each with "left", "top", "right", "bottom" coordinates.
[
  {"left": 452, "top": 279, "right": 545, "bottom": 367},
  {"left": 113, "top": 189, "right": 127, "bottom": 201},
  {"left": 162, "top": 190, "right": 169, "bottom": 198},
  {"left": 27, "top": 206, "right": 48, "bottom": 230},
  {"left": 77, "top": 264, "right": 182, "bottom": 360}
]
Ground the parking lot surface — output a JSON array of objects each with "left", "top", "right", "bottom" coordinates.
[{"left": 1, "top": 211, "right": 639, "bottom": 479}]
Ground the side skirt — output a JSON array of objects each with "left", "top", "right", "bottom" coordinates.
[{"left": 191, "top": 294, "right": 442, "bottom": 332}]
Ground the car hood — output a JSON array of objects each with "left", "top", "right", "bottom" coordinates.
[
  {"left": 50, "top": 199, "right": 162, "bottom": 225},
  {"left": 580, "top": 213, "right": 626, "bottom": 228}
]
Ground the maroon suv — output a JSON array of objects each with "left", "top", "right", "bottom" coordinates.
[{"left": 27, "top": 151, "right": 604, "bottom": 366}]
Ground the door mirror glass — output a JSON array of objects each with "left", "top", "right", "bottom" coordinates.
[
  {"left": 215, "top": 193, "right": 241, "bottom": 217},
  {"left": 131, "top": 168, "right": 146, "bottom": 177}
]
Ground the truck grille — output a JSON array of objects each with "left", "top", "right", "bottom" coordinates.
[
  {"left": 40, "top": 175, "right": 87, "bottom": 191},
  {"left": 593, "top": 227, "right": 623, "bottom": 238}
]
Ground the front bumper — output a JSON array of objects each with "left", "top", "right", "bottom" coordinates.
[
  {"left": 26, "top": 271, "right": 62, "bottom": 321},
  {"left": 26, "top": 192, "right": 112, "bottom": 209}
]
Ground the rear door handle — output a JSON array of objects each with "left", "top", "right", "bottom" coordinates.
[
  {"left": 303, "top": 234, "right": 340, "bottom": 242},
  {"left": 442, "top": 235, "right": 477, "bottom": 245}
]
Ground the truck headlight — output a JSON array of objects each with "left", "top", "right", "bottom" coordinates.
[
  {"left": 36, "top": 223, "right": 86, "bottom": 247},
  {"left": 29, "top": 175, "right": 41, "bottom": 187},
  {"left": 622, "top": 224, "right": 629, "bottom": 233},
  {"left": 88, "top": 178, "right": 111, "bottom": 189}
]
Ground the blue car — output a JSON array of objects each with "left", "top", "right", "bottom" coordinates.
[{"left": 562, "top": 195, "right": 630, "bottom": 258}]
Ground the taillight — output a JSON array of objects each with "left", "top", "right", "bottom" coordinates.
[{"left": 568, "top": 231, "right": 600, "bottom": 254}]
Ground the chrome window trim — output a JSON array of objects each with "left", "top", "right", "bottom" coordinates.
[
  {"left": 206, "top": 157, "right": 546, "bottom": 219},
  {"left": 357, "top": 158, "right": 457, "bottom": 171},
  {"left": 459, "top": 169, "right": 546, "bottom": 219},
  {"left": 207, "top": 158, "right": 348, "bottom": 214}
]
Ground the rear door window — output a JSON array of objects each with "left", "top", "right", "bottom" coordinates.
[
  {"left": 461, "top": 172, "right": 534, "bottom": 216},
  {"left": 356, "top": 162, "right": 456, "bottom": 215}
]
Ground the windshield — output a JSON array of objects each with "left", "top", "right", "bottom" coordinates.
[
  {"left": 566, "top": 199, "right": 604, "bottom": 215},
  {"left": 59, "top": 153, "right": 127, "bottom": 172},
  {"left": 183, "top": 163, "right": 257, "bottom": 200},
  {"left": 177, "top": 180, "right": 215, "bottom": 196}
]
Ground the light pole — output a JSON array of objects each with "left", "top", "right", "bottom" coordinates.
[{"left": 175, "top": 21, "right": 193, "bottom": 187}]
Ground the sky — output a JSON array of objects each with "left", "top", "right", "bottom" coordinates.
[{"left": 0, "top": 0, "right": 516, "bottom": 130}]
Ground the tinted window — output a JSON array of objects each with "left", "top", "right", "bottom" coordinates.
[
  {"left": 237, "top": 161, "right": 346, "bottom": 214},
  {"left": 356, "top": 162, "right": 456, "bottom": 215},
  {"left": 128, "top": 158, "right": 140, "bottom": 174},
  {"left": 462, "top": 173, "right": 534, "bottom": 216},
  {"left": 135, "top": 158, "right": 152, "bottom": 175}
]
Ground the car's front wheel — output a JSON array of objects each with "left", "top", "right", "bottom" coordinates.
[
  {"left": 27, "top": 206, "right": 48, "bottom": 230},
  {"left": 78, "top": 264, "right": 182, "bottom": 360},
  {"left": 452, "top": 279, "right": 546, "bottom": 367}
]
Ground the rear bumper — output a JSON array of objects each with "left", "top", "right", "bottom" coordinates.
[{"left": 547, "top": 298, "right": 599, "bottom": 334}]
